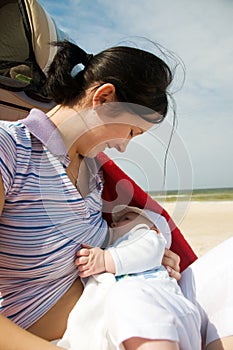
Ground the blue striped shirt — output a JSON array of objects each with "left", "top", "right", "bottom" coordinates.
[{"left": 0, "top": 109, "right": 108, "bottom": 328}]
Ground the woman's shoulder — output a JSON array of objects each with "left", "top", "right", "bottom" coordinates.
[
  {"left": 0, "top": 119, "right": 31, "bottom": 193},
  {"left": 0, "top": 120, "right": 18, "bottom": 153},
  {"left": 0, "top": 118, "right": 31, "bottom": 149}
]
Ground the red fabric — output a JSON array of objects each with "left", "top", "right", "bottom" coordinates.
[{"left": 97, "top": 152, "right": 197, "bottom": 272}]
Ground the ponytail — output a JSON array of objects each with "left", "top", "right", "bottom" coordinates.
[{"left": 46, "top": 40, "right": 92, "bottom": 104}]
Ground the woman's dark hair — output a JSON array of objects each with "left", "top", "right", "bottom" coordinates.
[{"left": 46, "top": 40, "right": 173, "bottom": 122}]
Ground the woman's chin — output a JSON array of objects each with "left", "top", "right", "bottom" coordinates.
[{"left": 86, "top": 145, "right": 106, "bottom": 158}]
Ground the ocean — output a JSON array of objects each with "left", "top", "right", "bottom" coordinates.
[{"left": 149, "top": 187, "right": 233, "bottom": 202}]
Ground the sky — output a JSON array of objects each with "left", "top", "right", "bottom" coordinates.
[{"left": 40, "top": 0, "right": 233, "bottom": 192}]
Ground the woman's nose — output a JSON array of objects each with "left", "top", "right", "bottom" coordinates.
[{"left": 115, "top": 139, "right": 129, "bottom": 152}]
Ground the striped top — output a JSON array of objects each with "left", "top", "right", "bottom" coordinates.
[{"left": 0, "top": 109, "right": 108, "bottom": 329}]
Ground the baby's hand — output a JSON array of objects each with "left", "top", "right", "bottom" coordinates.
[{"left": 75, "top": 244, "right": 106, "bottom": 278}]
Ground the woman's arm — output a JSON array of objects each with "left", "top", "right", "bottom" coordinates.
[
  {"left": 0, "top": 315, "right": 64, "bottom": 350},
  {"left": 0, "top": 172, "right": 5, "bottom": 215},
  {"left": 0, "top": 178, "right": 64, "bottom": 349}
]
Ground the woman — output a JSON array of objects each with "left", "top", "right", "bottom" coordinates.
[
  {"left": 0, "top": 40, "right": 232, "bottom": 349},
  {"left": 0, "top": 40, "right": 179, "bottom": 347}
]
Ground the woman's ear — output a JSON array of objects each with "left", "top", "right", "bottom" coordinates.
[{"left": 92, "top": 83, "right": 116, "bottom": 109}]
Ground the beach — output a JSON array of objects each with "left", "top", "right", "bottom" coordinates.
[{"left": 163, "top": 201, "right": 233, "bottom": 257}]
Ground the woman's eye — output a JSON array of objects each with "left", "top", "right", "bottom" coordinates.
[{"left": 130, "top": 128, "right": 143, "bottom": 138}]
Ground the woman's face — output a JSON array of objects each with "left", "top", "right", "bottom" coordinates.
[
  {"left": 79, "top": 123, "right": 142, "bottom": 157},
  {"left": 76, "top": 109, "right": 155, "bottom": 158},
  {"left": 73, "top": 83, "right": 159, "bottom": 157}
]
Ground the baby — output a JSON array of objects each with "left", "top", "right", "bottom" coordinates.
[
  {"left": 76, "top": 205, "right": 171, "bottom": 279},
  {"left": 58, "top": 206, "right": 201, "bottom": 350}
]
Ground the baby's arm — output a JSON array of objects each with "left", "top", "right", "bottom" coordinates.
[
  {"left": 76, "top": 226, "right": 166, "bottom": 278},
  {"left": 107, "top": 226, "right": 166, "bottom": 276}
]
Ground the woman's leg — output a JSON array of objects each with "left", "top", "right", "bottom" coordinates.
[
  {"left": 123, "top": 337, "right": 179, "bottom": 350},
  {"left": 179, "top": 238, "right": 233, "bottom": 349},
  {"left": 205, "top": 336, "right": 233, "bottom": 350}
]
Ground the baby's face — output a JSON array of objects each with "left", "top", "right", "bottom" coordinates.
[
  {"left": 113, "top": 211, "right": 139, "bottom": 228},
  {"left": 110, "top": 211, "right": 154, "bottom": 243}
]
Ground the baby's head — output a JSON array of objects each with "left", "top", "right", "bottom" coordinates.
[
  {"left": 110, "top": 204, "right": 171, "bottom": 248},
  {"left": 112, "top": 205, "right": 157, "bottom": 228},
  {"left": 109, "top": 205, "right": 160, "bottom": 243}
]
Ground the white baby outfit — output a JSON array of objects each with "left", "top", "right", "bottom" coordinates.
[{"left": 58, "top": 219, "right": 201, "bottom": 350}]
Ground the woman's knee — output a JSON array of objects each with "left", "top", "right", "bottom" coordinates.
[{"left": 205, "top": 336, "right": 233, "bottom": 350}]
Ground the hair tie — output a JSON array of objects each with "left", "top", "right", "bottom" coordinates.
[
  {"left": 70, "top": 63, "right": 85, "bottom": 78},
  {"left": 70, "top": 53, "right": 93, "bottom": 78}
]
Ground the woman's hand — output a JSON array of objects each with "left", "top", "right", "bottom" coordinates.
[{"left": 162, "top": 248, "right": 181, "bottom": 281}]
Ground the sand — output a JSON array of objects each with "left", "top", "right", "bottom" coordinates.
[{"left": 163, "top": 201, "right": 233, "bottom": 257}]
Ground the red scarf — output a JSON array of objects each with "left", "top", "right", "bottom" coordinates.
[{"left": 97, "top": 152, "right": 197, "bottom": 272}]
